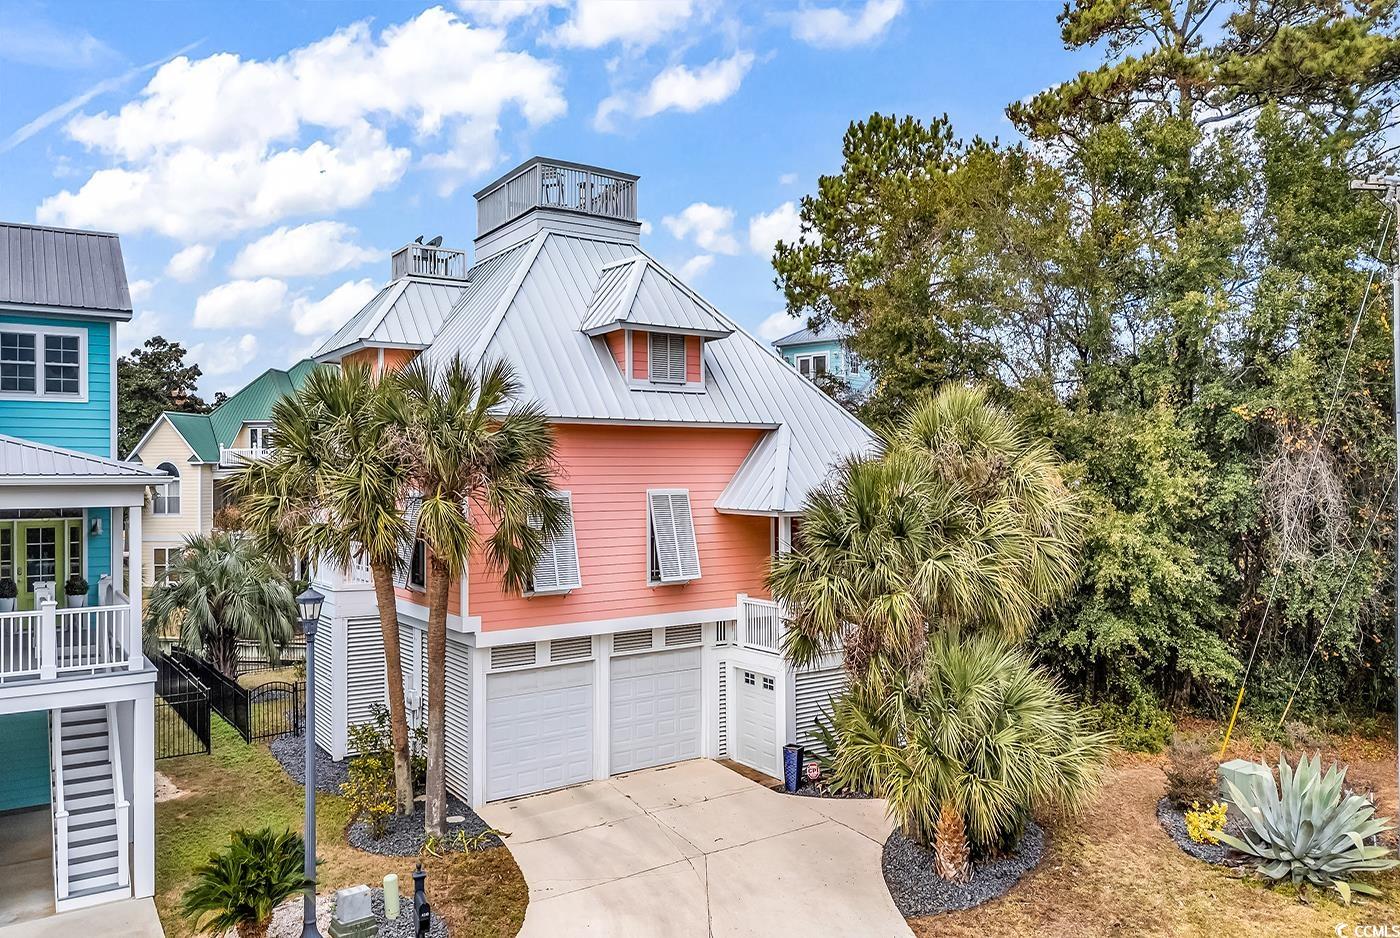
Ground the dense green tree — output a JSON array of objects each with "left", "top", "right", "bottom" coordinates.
[{"left": 117, "top": 336, "right": 209, "bottom": 456}]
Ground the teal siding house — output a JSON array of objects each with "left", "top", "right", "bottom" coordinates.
[
  {"left": 772, "top": 323, "right": 872, "bottom": 395},
  {"left": 0, "top": 222, "right": 161, "bottom": 921}
]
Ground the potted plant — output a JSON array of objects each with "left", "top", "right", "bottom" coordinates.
[
  {"left": 0, "top": 577, "right": 16, "bottom": 613},
  {"left": 64, "top": 575, "right": 89, "bottom": 608}
]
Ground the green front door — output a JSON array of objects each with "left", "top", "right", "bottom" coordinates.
[{"left": 15, "top": 520, "right": 69, "bottom": 611}]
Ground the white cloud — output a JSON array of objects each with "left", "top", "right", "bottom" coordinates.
[
  {"left": 758, "top": 310, "right": 800, "bottom": 342},
  {"left": 193, "top": 278, "right": 288, "bottom": 329},
  {"left": 639, "top": 218, "right": 654, "bottom": 236},
  {"left": 290, "top": 278, "right": 380, "bottom": 336},
  {"left": 0, "top": 16, "right": 118, "bottom": 69},
  {"left": 779, "top": 172, "right": 798, "bottom": 185},
  {"left": 165, "top": 244, "right": 214, "bottom": 281},
  {"left": 116, "top": 310, "right": 165, "bottom": 353},
  {"left": 456, "top": 0, "right": 566, "bottom": 26},
  {"left": 748, "top": 201, "right": 801, "bottom": 255},
  {"left": 596, "top": 51, "right": 753, "bottom": 130},
  {"left": 793, "top": 0, "right": 904, "bottom": 48},
  {"left": 662, "top": 202, "right": 740, "bottom": 255},
  {"left": 127, "top": 278, "right": 155, "bottom": 303},
  {"left": 552, "top": 0, "right": 696, "bottom": 48},
  {"left": 37, "top": 8, "right": 565, "bottom": 239},
  {"left": 677, "top": 255, "right": 714, "bottom": 280},
  {"left": 188, "top": 334, "right": 259, "bottom": 376},
  {"left": 231, "top": 222, "right": 380, "bottom": 278}
]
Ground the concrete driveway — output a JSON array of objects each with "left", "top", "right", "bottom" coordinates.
[{"left": 478, "top": 759, "right": 911, "bottom": 938}]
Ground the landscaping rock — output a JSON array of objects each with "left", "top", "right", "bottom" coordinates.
[
  {"left": 257, "top": 887, "right": 449, "bottom": 938},
  {"left": 373, "top": 885, "right": 448, "bottom": 938},
  {"left": 262, "top": 891, "right": 333, "bottom": 938},
  {"left": 789, "top": 781, "right": 874, "bottom": 800},
  {"left": 1155, "top": 796, "right": 1247, "bottom": 867},
  {"left": 269, "top": 731, "right": 348, "bottom": 794},
  {"left": 347, "top": 793, "right": 503, "bottom": 856},
  {"left": 881, "top": 821, "right": 1045, "bottom": 916}
]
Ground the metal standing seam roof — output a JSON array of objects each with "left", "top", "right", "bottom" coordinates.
[
  {"left": 315, "top": 277, "right": 467, "bottom": 359},
  {"left": 418, "top": 230, "right": 877, "bottom": 513},
  {"left": 0, "top": 222, "right": 133, "bottom": 318},
  {"left": 579, "top": 256, "right": 733, "bottom": 337},
  {"left": 772, "top": 323, "right": 844, "bottom": 347},
  {"left": 0, "top": 433, "right": 163, "bottom": 481},
  {"left": 145, "top": 359, "right": 319, "bottom": 462}
]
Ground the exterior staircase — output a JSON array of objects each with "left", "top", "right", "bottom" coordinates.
[{"left": 51, "top": 704, "right": 130, "bottom": 908}]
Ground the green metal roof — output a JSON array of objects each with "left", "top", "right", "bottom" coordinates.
[{"left": 158, "top": 359, "right": 320, "bottom": 462}]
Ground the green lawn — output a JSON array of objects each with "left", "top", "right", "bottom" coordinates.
[{"left": 156, "top": 717, "right": 527, "bottom": 938}]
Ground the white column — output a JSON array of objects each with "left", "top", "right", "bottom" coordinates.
[
  {"left": 592, "top": 634, "right": 611, "bottom": 781},
  {"left": 131, "top": 689, "right": 155, "bottom": 898},
  {"left": 126, "top": 507, "right": 142, "bottom": 669},
  {"left": 469, "top": 641, "right": 487, "bottom": 807},
  {"left": 39, "top": 600, "right": 57, "bottom": 680},
  {"left": 777, "top": 516, "right": 793, "bottom": 554}
]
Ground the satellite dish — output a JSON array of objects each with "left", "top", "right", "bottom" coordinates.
[
  {"left": 413, "top": 235, "right": 424, "bottom": 244},
  {"left": 426, "top": 235, "right": 443, "bottom": 247}
]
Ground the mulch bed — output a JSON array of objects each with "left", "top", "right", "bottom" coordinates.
[
  {"left": 347, "top": 793, "right": 504, "bottom": 857},
  {"left": 269, "top": 731, "right": 349, "bottom": 794},
  {"left": 1155, "top": 797, "right": 1248, "bottom": 867},
  {"left": 883, "top": 822, "right": 1045, "bottom": 916}
]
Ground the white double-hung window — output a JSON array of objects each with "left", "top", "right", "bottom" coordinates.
[
  {"left": 647, "top": 332, "right": 688, "bottom": 384},
  {"left": 0, "top": 326, "right": 85, "bottom": 400},
  {"left": 647, "top": 489, "right": 701, "bottom": 584},
  {"left": 528, "top": 492, "right": 581, "bottom": 594}
]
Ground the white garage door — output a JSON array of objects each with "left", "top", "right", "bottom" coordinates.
[
  {"left": 485, "top": 662, "right": 593, "bottom": 801},
  {"left": 610, "top": 648, "right": 702, "bottom": 774},
  {"left": 735, "top": 667, "right": 779, "bottom": 777}
]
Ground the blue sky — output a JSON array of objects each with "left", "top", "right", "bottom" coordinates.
[{"left": 0, "top": 0, "right": 1089, "bottom": 396}]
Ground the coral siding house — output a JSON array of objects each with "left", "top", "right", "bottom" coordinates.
[
  {"left": 309, "top": 158, "right": 874, "bottom": 806},
  {"left": 0, "top": 223, "right": 161, "bottom": 924}
]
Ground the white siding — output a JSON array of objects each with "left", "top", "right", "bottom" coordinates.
[
  {"left": 794, "top": 664, "right": 848, "bottom": 760},
  {"left": 312, "top": 616, "right": 336, "bottom": 757},
  {"left": 345, "top": 616, "right": 386, "bottom": 751},
  {"left": 444, "top": 636, "right": 471, "bottom": 802},
  {"left": 716, "top": 660, "right": 728, "bottom": 758}
]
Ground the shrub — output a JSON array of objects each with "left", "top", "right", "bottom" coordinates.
[
  {"left": 1163, "top": 734, "right": 1219, "bottom": 808},
  {"left": 1092, "top": 696, "right": 1174, "bottom": 753},
  {"left": 179, "top": 827, "right": 311, "bottom": 937},
  {"left": 348, "top": 702, "right": 427, "bottom": 791},
  {"left": 0, "top": 577, "right": 17, "bottom": 599},
  {"left": 821, "top": 632, "right": 1111, "bottom": 859},
  {"left": 341, "top": 752, "right": 396, "bottom": 839},
  {"left": 64, "top": 574, "right": 89, "bottom": 597},
  {"left": 1184, "top": 801, "right": 1228, "bottom": 844},
  {"left": 1218, "top": 753, "right": 1400, "bottom": 902}
]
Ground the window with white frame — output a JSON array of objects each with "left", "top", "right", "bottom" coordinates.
[
  {"left": 647, "top": 489, "right": 701, "bottom": 584},
  {"left": 152, "top": 547, "right": 180, "bottom": 585},
  {"left": 796, "top": 353, "right": 828, "bottom": 378},
  {"left": 247, "top": 425, "right": 271, "bottom": 451},
  {"left": 408, "top": 538, "right": 427, "bottom": 590},
  {"left": 528, "top": 492, "right": 581, "bottom": 594},
  {"left": 0, "top": 327, "right": 84, "bottom": 399},
  {"left": 647, "top": 332, "right": 688, "bottom": 384},
  {"left": 152, "top": 462, "right": 181, "bottom": 515}
]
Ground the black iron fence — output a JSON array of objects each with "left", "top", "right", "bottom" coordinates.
[
  {"left": 170, "top": 647, "right": 305, "bottom": 744},
  {"left": 154, "top": 652, "right": 211, "bottom": 759}
]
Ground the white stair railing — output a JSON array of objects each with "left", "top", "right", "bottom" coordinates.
[
  {"left": 105, "top": 704, "right": 130, "bottom": 889},
  {"left": 54, "top": 605, "right": 129, "bottom": 673},
  {"left": 50, "top": 710, "right": 70, "bottom": 900},
  {"left": 737, "top": 594, "right": 782, "bottom": 654}
]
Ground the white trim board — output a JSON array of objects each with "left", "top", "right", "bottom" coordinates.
[{"left": 468, "top": 605, "right": 738, "bottom": 647}]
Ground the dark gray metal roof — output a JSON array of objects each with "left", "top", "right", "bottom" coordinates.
[{"left": 0, "top": 223, "right": 133, "bottom": 318}]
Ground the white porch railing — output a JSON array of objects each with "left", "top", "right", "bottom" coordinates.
[
  {"left": 0, "top": 601, "right": 136, "bottom": 682},
  {"left": 106, "top": 702, "right": 131, "bottom": 890},
  {"left": 738, "top": 594, "right": 782, "bottom": 654},
  {"left": 219, "top": 446, "right": 270, "bottom": 466}
]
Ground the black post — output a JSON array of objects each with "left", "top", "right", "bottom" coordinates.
[
  {"left": 297, "top": 587, "right": 324, "bottom": 938},
  {"left": 414, "top": 863, "right": 431, "bottom": 938}
]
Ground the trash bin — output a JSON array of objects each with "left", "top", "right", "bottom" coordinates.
[{"left": 783, "top": 743, "right": 805, "bottom": 792}]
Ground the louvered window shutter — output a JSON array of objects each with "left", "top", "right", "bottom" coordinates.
[
  {"left": 648, "top": 332, "right": 687, "bottom": 383},
  {"left": 529, "top": 493, "right": 581, "bottom": 593},
  {"left": 648, "top": 490, "right": 700, "bottom": 583},
  {"left": 393, "top": 495, "right": 424, "bottom": 587}
]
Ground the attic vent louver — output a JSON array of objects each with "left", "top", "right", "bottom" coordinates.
[
  {"left": 490, "top": 643, "right": 537, "bottom": 670},
  {"left": 550, "top": 636, "right": 592, "bottom": 662},
  {"left": 664, "top": 624, "right": 703, "bottom": 647},
  {"left": 612, "top": 629, "right": 653, "bottom": 654}
]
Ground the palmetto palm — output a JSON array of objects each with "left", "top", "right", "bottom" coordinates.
[
  {"left": 235, "top": 362, "right": 418, "bottom": 814},
  {"left": 179, "top": 827, "right": 311, "bottom": 938},
  {"left": 771, "top": 384, "right": 1084, "bottom": 683},
  {"left": 144, "top": 532, "right": 297, "bottom": 678},
  {"left": 390, "top": 355, "right": 565, "bottom": 834},
  {"left": 822, "top": 631, "right": 1110, "bottom": 858}
]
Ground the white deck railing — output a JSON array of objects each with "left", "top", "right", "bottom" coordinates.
[
  {"left": 219, "top": 446, "right": 270, "bottom": 466},
  {"left": 738, "top": 594, "right": 782, "bottom": 654},
  {"left": 0, "top": 601, "right": 136, "bottom": 683},
  {"left": 392, "top": 243, "right": 468, "bottom": 281},
  {"left": 477, "top": 159, "right": 638, "bottom": 234}
]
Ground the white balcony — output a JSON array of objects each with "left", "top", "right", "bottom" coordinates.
[
  {"left": 476, "top": 158, "right": 639, "bottom": 236},
  {"left": 0, "top": 600, "right": 138, "bottom": 684},
  {"left": 218, "top": 446, "right": 270, "bottom": 467},
  {"left": 392, "top": 243, "right": 468, "bottom": 281}
]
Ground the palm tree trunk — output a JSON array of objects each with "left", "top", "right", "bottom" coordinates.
[
  {"left": 424, "top": 556, "right": 450, "bottom": 836},
  {"left": 370, "top": 561, "right": 415, "bottom": 815}
]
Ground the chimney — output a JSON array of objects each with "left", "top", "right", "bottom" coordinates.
[{"left": 473, "top": 157, "right": 641, "bottom": 258}]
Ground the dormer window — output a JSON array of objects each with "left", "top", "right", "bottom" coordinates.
[{"left": 647, "top": 332, "right": 688, "bottom": 384}]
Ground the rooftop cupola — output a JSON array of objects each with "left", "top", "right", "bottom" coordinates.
[
  {"left": 391, "top": 239, "right": 468, "bottom": 281},
  {"left": 474, "top": 157, "right": 640, "bottom": 257}
]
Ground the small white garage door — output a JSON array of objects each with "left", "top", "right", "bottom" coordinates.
[
  {"left": 610, "top": 648, "right": 702, "bottom": 774},
  {"left": 485, "top": 662, "right": 593, "bottom": 801},
  {"left": 734, "top": 667, "right": 779, "bottom": 777}
]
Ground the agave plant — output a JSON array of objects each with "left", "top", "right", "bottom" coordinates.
[
  {"left": 1217, "top": 753, "right": 1399, "bottom": 902},
  {"left": 179, "top": 827, "right": 312, "bottom": 937}
]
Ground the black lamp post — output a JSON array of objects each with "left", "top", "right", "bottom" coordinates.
[{"left": 296, "top": 586, "right": 325, "bottom": 938}]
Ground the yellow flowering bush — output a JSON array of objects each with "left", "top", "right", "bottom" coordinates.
[{"left": 1185, "top": 800, "right": 1228, "bottom": 844}]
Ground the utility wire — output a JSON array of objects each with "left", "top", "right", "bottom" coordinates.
[{"left": 1218, "top": 210, "right": 1393, "bottom": 758}]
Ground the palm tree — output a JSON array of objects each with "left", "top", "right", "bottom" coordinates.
[
  {"left": 390, "top": 355, "right": 565, "bottom": 834},
  {"left": 179, "top": 827, "right": 311, "bottom": 938},
  {"left": 144, "top": 532, "right": 297, "bottom": 678},
  {"left": 771, "top": 383, "right": 1084, "bottom": 685},
  {"left": 235, "top": 362, "right": 418, "bottom": 815}
]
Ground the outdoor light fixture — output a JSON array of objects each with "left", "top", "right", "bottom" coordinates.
[{"left": 297, "top": 585, "right": 325, "bottom": 938}]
